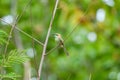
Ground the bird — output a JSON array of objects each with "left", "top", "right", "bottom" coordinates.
[{"left": 54, "top": 33, "right": 69, "bottom": 56}]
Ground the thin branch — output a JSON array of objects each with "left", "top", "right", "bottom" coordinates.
[
  {"left": 64, "top": 23, "right": 79, "bottom": 42},
  {"left": 15, "top": 27, "right": 44, "bottom": 46},
  {"left": 0, "top": 0, "right": 44, "bottom": 46},
  {"left": 16, "top": 0, "right": 32, "bottom": 23},
  {"left": 5, "top": 0, "right": 32, "bottom": 53},
  {"left": 45, "top": 44, "right": 59, "bottom": 56},
  {"left": 0, "top": 18, "right": 44, "bottom": 46},
  {"left": 64, "top": 1, "right": 91, "bottom": 42},
  {"left": 37, "top": 0, "right": 59, "bottom": 79},
  {"left": 4, "top": 16, "right": 18, "bottom": 54}
]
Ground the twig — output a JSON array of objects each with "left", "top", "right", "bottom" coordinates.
[
  {"left": 64, "top": 23, "right": 79, "bottom": 42},
  {"left": 45, "top": 44, "right": 59, "bottom": 56},
  {"left": 4, "top": 16, "right": 18, "bottom": 54},
  {"left": 0, "top": 18, "right": 44, "bottom": 46},
  {"left": 37, "top": 0, "right": 59, "bottom": 79},
  {"left": 16, "top": 0, "right": 32, "bottom": 23},
  {"left": 64, "top": 1, "right": 91, "bottom": 42},
  {"left": 0, "top": 0, "right": 44, "bottom": 46},
  {"left": 16, "top": 27, "right": 44, "bottom": 46},
  {"left": 4, "top": 0, "right": 32, "bottom": 54}
]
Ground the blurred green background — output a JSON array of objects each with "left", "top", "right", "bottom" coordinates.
[{"left": 0, "top": 0, "right": 120, "bottom": 80}]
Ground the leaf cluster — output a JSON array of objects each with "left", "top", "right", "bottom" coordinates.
[
  {"left": 0, "top": 30, "right": 8, "bottom": 45},
  {"left": 0, "top": 50, "right": 29, "bottom": 80},
  {"left": 0, "top": 30, "right": 29, "bottom": 80},
  {"left": 0, "top": 72, "right": 20, "bottom": 80},
  {"left": 0, "top": 50, "right": 29, "bottom": 67}
]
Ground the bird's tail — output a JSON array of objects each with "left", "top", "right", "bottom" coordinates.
[{"left": 63, "top": 47, "right": 69, "bottom": 56}]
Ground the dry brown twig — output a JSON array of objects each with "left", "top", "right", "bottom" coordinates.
[{"left": 37, "top": 0, "right": 59, "bottom": 79}]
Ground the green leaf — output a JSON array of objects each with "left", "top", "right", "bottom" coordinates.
[{"left": 0, "top": 30, "right": 8, "bottom": 45}]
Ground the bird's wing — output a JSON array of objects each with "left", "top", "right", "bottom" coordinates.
[{"left": 63, "top": 46, "right": 69, "bottom": 56}]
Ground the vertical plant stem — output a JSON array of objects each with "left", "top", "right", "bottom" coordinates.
[
  {"left": 37, "top": 0, "right": 59, "bottom": 80},
  {"left": 89, "top": 73, "right": 92, "bottom": 80},
  {"left": 4, "top": 18, "right": 17, "bottom": 54}
]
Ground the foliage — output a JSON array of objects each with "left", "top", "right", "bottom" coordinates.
[
  {"left": 0, "top": 72, "right": 20, "bottom": 80},
  {"left": 0, "top": 30, "right": 8, "bottom": 45},
  {"left": 0, "top": 49, "right": 29, "bottom": 80},
  {"left": 0, "top": 30, "right": 29, "bottom": 80},
  {"left": 1, "top": 50, "right": 28, "bottom": 67},
  {"left": 0, "top": 0, "right": 120, "bottom": 80}
]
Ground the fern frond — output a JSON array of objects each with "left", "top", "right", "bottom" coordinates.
[
  {"left": 0, "top": 55, "right": 4, "bottom": 66},
  {"left": 0, "top": 30, "right": 8, "bottom": 45},
  {"left": 0, "top": 72, "right": 20, "bottom": 80},
  {"left": 3, "top": 50, "right": 29, "bottom": 67}
]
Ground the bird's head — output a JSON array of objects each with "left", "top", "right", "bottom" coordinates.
[
  {"left": 54, "top": 33, "right": 61, "bottom": 37},
  {"left": 53, "top": 33, "right": 61, "bottom": 42}
]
